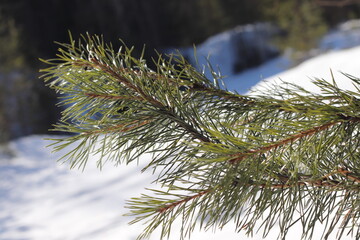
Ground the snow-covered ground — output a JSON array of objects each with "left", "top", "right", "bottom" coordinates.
[
  {"left": 1, "top": 21, "right": 360, "bottom": 240},
  {"left": 248, "top": 46, "right": 360, "bottom": 94},
  {"left": 185, "top": 19, "right": 360, "bottom": 93}
]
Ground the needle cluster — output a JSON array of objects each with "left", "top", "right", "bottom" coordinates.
[{"left": 40, "top": 34, "right": 360, "bottom": 240}]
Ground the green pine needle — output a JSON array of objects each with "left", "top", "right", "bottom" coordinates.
[{"left": 41, "top": 33, "right": 360, "bottom": 240}]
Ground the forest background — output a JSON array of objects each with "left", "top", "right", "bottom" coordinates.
[{"left": 1, "top": 0, "right": 360, "bottom": 142}]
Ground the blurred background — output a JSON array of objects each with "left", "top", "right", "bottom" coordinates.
[
  {"left": 2, "top": 1, "right": 360, "bottom": 239},
  {"left": 1, "top": 0, "right": 360, "bottom": 143}
]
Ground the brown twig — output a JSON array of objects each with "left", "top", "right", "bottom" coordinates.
[
  {"left": 159, "top": 108, "right": 212, "bottom": 143},
  {"left": 337, "top": 114, "right": 360, "bottom": 123},
  {"left": 157, "top": 189, "right": 211, "bottom": 213},
  {"left": 89, "top": 58, "right": 164, "bottom": 107},
  {"left": 337, "top": 167, "right": 360, "bottom": 183},
  {"left": 229, "top": 121, "right": 339, "bottom": 164}
]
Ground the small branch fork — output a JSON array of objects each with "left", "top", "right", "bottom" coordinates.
[
  {"left": 156, "top": 168, "right": 360, "bottom": 213},
  {"left": 157, "top": 117, "right": 360, "bottom": 213},
  {"left": 74, "top": 59, "right": 212, "bottom": 143}
]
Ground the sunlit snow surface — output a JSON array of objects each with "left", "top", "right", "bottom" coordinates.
[
  {"left": 245, "top": 46, "right": 360, "bottom": 95},
  {"left": 0, "top": 137, "right": 267, "bottom": 240},
  {"left": 185, "top": 19, "right": 360, "bottom": 94},
  {"left": 2, "top": 22, "right": 360, "bottom": 239}
]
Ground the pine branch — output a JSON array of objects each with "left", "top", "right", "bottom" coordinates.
[
  {"left": 153, "top": 167, "right": 358, "bottom": 215},
  {"left": 41, "top": 34, "right": 360, "bottom": 240}
]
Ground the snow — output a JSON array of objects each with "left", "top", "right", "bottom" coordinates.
[
  {"left": 1, "top": 21, "right": 360, "bottom": 240},
  {"left": 171, "top": 22, "right": 280, "bottom": 92},
  {"left": 0, "top": 136, "right": 262, "bottom": 240},
  {"left": 246, "top": 46, "right": 360, "bottom": 94},
  {"left": 184, "top": 19, "right": 360, "bottom": 94},
  {"left": 320, "top": 19, "right": 360, "bottom": 51},
  {"left": 225, "top": 54, "right": 291, "bottom": 93}
]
